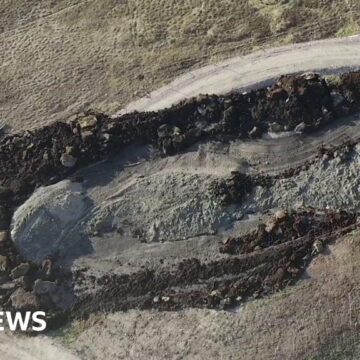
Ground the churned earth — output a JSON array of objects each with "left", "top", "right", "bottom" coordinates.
[{"left": 1, "top": 38, "right": 360, "bottom": 359}]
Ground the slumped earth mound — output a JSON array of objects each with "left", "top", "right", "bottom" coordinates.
[{"left": 0, "top": 71, "right": 360, "bottom": 326}]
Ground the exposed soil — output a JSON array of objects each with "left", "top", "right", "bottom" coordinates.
[
  {"left": 0, "top": 71, "right": 360, "bottom": 326},
  {"left": 72, "top": 209, "right": 357, "bottom": 317}
]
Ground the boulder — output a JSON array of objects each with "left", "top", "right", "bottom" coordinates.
[
  {"left": 10, "top": 288, "right": 40, "bottom": 311},
  {"left": 11, "top": 180, "right": 91, "bottom": 264}
]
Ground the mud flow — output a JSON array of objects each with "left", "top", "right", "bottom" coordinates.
[{"left": 0, "top": 71, "right": 360, "bottom": 326}]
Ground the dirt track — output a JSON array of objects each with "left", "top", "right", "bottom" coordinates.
[{"left": 120, "top": 35, "right": 360, "bottom": 115}]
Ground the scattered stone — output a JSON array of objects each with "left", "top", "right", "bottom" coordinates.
[{"left": 210, "top": 290, "right": 221, "bottom": 297}]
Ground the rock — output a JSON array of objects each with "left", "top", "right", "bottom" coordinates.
[
  {"left": 81, "top": 130, "right": 94, "bottom": 141},
  {"left": 65, "top": 145, "right": 75, "bottom": 155},
  {"left": 248, "top": 126, "right": 261, "bottom": 138},
  {"left": 312, "top": 240, "right": 324, "bottom": 255},
  {"left": 10, "top": 288, "right": 40, "bottom": 311},
  {"left": 269, "top": 122, "right": 284, "bottom": 133},
  {"left": 0, "top": 275, "right": 10, "bottom": 285},
  {"left": 157, "top": 124, "right": 171, "bottom": 138},
  {"left": 0, "top": 255, "right": 8, "bottom": 272},
  {"left": 0, "top": 281, "right": 16, "bottom": 294},
  {"left": 60, "top": 153, "right": 77, "bottom": 168},
  {"left": 294, "top": 122, "right": 306, "bottom": 133},
  {"left": 11, "top": 180, "right": 89, "bottom": 264},
  {"left": 78, "top": 115, "right": 97, "bottom": 130},
  {"left": 265, "top": 219, "right": 277, "bottom": 233},
  {"left": 172, "top": 126, "right": 182, "bottom": 136},
  {"left": 331, "top": 91, "right": 345, "bottom": 108},
  {"left": 0, "top": 231, "right": 9, "bottom": 243},
  {"left": 11, "top": 263, "right": 30, "bottom": 279},
  {"left": 101, "top": 133, "right": 111, "bottom": 142},
  {"left": 274, "top": 209, "right": 287, "bottom": 221},
  {"left": 33, "top": 279, "right": 57, "bottom": 296},
  {"left": 302, "top": 72, "right": 318, "bottom": 81},
  {"left": 0, "top": 206, "right": 10, "bottom": 230}
]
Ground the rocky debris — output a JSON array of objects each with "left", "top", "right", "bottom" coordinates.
[
  {"left": 210, "top": 171, "right": 271, "bottom": 205},
  {"left": 0, "top": 72, "right": 359, "bottom": 193},
  {"left": 220, "top": 209, "right": 356, "bottom": 255},
  {"left": 0, "top": 71, "right": 360, "bottom": 322},
  {"left": 209, "top": 171, "right": 255, "bottom": 204},
  {"left": 71, "top": 224, "right": 324, "bottom": 316},
  {"left": 70, "top": 207, "right": 357, "bottom": 317},
  {"left": 248, "top": 126, "right": 261, "bottom": 138},
  {"left": 41, "top": 257, "right": 53, "bottom": 277}
]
